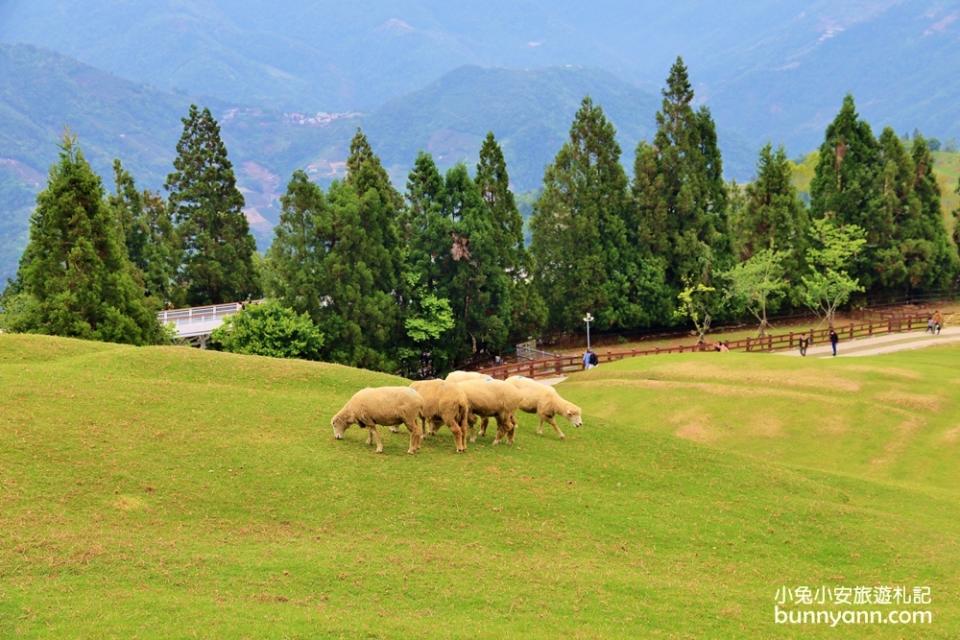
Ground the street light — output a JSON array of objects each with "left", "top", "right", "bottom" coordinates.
[{"left": 583, "top": 312, "right": 594, "bottom": 351}]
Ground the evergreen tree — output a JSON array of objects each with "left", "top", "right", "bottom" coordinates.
[
  {"left": 403, "top": 151, "right": 449, "bottom": 291},
  {"left": 165, "top": 105, "right": 259, "bottom": 305},
  {"left": 634, "top": 57, "right": 730, "bottom": 295},
  {"left": 474, "top": 132, "right": 546, "bottom": 342},
  {"left": 810, "top": 95, "right": 894, "bottom": 293},
  {"left": 731, "top": 144, "right": 809, "bottom": 281},
  {"left": 319, "top": 180, "right": 398, "bottom": 370},
  {"left": 532, "top": 97, "right": 667, "bottom": 333},
  {"left": 264, "top": 170, "right": 329, "bottom": 319},
  {"left": 12, "top": 135, "right": 162, "bottom": 344},
  {"left": 907, "top": 135, "right": 959, "bottom": 290},
  {"left": 109, "top": 160, "right": 177, "bottom": 307}
]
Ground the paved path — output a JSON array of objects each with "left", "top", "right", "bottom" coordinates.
[{"left": 777, "top": 327, "right": 960, "bottom": 358}]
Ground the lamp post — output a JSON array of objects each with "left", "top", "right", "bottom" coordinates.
[{"left": 583, "top": 312, "right": 594, "bottom": 351}]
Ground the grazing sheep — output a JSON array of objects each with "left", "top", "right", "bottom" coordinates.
[
  {"left": 331, "top": 387, "right": 423, "bottom": 454},
  {"left": 454, "top": 379, "right": 522, "bottom": 445},
  {"left": 410, "top": 379, "right": 470, "bottom": 452},
  {"left": 506, "top": 375, "right": 583, "bottom": 440},
  {"left": 445, "top": 370, "right": 493, "bottom": 384}
]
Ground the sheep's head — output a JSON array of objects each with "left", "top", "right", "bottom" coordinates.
[
  {"left": 331, "top": 411, "right": 352, "bottom": 439},
  {"left": 564, "top": 403, "right": 583, "bottom": 427}
]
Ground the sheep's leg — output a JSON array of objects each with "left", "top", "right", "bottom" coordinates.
[
  {"left": 492, "top": 414, "right": 509, "bottom": 445},
  {"left": 448, "top": 419, "right": 464, "bottom": 453},
  {"left": 365, "top": 427, "right": 373, "bottom": 446},
  {"left": 404, "top": 418, "right": 422, "bottom": 454},
  {"left": 370, "top": 426, "right": 384, "bottom": 453},
  {"left": 547, "top": 415, "right": 565, "bottom": 440},
  {"left": 536, "top": 414, "right": 546, "bottom": 436},
  {"left": 506, "top": 413, "right": 517, "bottom": 445},
  {"left": 467, "top": 412, "right": 479, "bottom": 443}
]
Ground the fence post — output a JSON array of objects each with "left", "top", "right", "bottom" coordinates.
[
  {"left": 849, "top": 324, "right": 854, "bottom": 340},
  {"left": 789, "top": 332, "right": 794, "bottom": 349},
  {"left": 908, "top": 316, "right": 913, "bottom": 331},
  {"left": 746, "top": 337, "right": 751, "bottom": 352}
]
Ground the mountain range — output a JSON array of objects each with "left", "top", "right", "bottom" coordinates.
[{"left": 1, "top": 1, "right": 959, "bottom": 282}]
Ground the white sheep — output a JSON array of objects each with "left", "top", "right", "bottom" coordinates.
[
  {"left": 445, "top": 370, "right": 494, "bottom": 384},
  {"left": 410, "top": 379, "right": 470, "bottom": 452},
  {"left": 454, "top": 378, "right": 522, "bottom": 445},
  {"left": 506, "top": 375, "right": 583, "bottom": 440},
  {"left": 331, "top": 386, "right": 424, "bottom": 454}
]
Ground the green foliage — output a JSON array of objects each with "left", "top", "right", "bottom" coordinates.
[
  {"left": 109, "top": 160, "right": 178, "bottom": 307},
  {"left": 722, "top": 249, "right": 789, "bottom": 336},
  {"left": 166, "top": 105, "right": 259, "bottom": 306},
  {"left": 730, "top": 144, "right": 808, "bottom": 274},
  {"left": 810, "top": 95, "right": 894, "bottom": 293},
  {"left": 210, "top": 300, "right": 323, "bottom": 360},
  {"left": 634, "top": 57, "right": 730, "bottom": 296},
  {"left": 674, "top": 280, "right": 722, "bottom": 344},
  {"left": 799, "top": 218, "right": 867, "bottom": 326},
  {"left": 532, "top": 97, "right": 669, "bottom": 334},
  {"left": 10, "top": 135, "right": 162, "bottom": 345}
]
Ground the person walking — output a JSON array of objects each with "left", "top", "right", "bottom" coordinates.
[
  {"left": 582, "top": 349, "right": 592, "bottom": 370},
  {"left": 933, "top": 310, "right": 944, "bottom": 335},
  {"left": 798, "top": 336, "right": 809, "bottom": 357},
  {"left": 829, "top": 328, "right": 839, "bottom": 357},
  {"left": 588, "top": 350, "right": 599, "bottom": 368}
]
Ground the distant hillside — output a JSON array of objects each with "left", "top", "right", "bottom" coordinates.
[
  {"left": 2, "top": 1, "right": 959, "bottom": 158},
  {"left": 0, "top": 48, "right": 761, "bottom": 282}
]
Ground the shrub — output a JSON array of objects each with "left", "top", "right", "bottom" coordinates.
[{"left": 211, "top": 301, "right": 324, "bottom": 360}]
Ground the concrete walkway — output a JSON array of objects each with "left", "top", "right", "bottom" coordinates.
[{"left": 777, "top": 326, "right": 960, "bottom": 358}]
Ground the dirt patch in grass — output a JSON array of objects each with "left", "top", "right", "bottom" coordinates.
[
  {"left": 873, "top": 391, "right": 943, "bottom": 413},
  {"left": 941, "top": 426, "right": 960, "bottom": 444},
  {"left": 647, "top": 361, "right": 862, "bottom": 393},
  {"left": 871, "top": 415, "right": 925, "bottom": 467},
  {"left": 671, "top": 409, "right": 717, "bottom": 443},
  {"left": 844, "top": 365, "right": 922, "bottom": 381},
  {"left": 570, "top": 376, "right": 845, "bottom": 405}
]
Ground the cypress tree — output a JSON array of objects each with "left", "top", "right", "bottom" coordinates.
[
  {"left": 906, "top": 135, "right": 959, "bottom": 290},
  {"left": 634, "top": 57, "right": 729, "bottom": 294},
  {"left": 264, "top": 170, "right": 329, "bottom": 320},
  {"left": 810, "top": 95, "right": 894, "bottom": 293},
  {"left": 444, "top": 163, "right": 512, "bottom": 361},
  {"left": 532, "top": 97, "right": 666, "bottom": 333},
  {"left": 404, "top": 151, "right": 449, "bottom": 291},
  {"left": 474, "top": 132, "right": 546, "bottom": 342},
  {"left": 109, "top": 160, "right": 177, "bottom": 307},
  {"left": 731, "top": 144, "right": 809, "bottom": 277},
  {"left": 14, "top": 135, "right": 162, "bottom": 344},
  {"left": 165, "top": 105, "right": 259, "bottom": 306}
]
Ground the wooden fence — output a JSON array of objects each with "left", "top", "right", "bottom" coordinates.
[{"left": 476, "top": 314, "right": 929, "bottom": 380}]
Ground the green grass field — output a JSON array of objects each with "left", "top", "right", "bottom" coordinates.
[{"left": 2, "top": 335, "right": 959, "bottom": 638}]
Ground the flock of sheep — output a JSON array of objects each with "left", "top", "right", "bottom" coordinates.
[{"left": 331, "top": 371, "right": 583, "bottom": 454}]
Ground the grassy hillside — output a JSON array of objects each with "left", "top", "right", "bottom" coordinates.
[{"left": 2, "top": 335, "right": 959, "bottom": 637}]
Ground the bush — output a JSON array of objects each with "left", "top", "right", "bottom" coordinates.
[{"left": 211, "top": 301, "right": 324, "bottom": 360}]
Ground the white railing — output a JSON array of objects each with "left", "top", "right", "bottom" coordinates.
[{"left": 158, "top": 302, "right": 244, "bottom": 326}]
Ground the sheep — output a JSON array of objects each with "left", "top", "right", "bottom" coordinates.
[
  {"left": 331, "top": 386, "right": 424, "bottom": 454},
  {"left": 445, "top": 370, "right": 493, "bottom": 384},
  {"left": 506, "top": 375, "right": 583, "bottom": 440},
  {"left": 453, "top": 378, "right": 522, "bottom": 445},
  {"left": 409, "top": 379, "right": 470, "bottom": 452}
]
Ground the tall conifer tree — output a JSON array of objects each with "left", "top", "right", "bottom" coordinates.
[
  {"left": 730, "top": 144, "right": 808, "bottom": 277},
  {"left": 14, "top": 135, "right": 161, "bottom": 344},
  {"left": 165, "top": 105, "right": 259, "bottom": 305},
  {"left": 474, "top": 132, "right": 546, "bottom": 342},
  {"left": 810, "top": 95, "right": 894, "bottom": 293},
  {"left": 109, "top": 160, "right": 177, "bottom": 307},
  {"left": 532, "top": 97, "right": 666, "bottom": 332},
  {"left": 633, "top": 57, "right": 729, "bottom": 295}
]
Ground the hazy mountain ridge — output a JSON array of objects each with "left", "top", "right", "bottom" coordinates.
[{"left": 2, "top": 0, "right": 957, "bottom": 154}]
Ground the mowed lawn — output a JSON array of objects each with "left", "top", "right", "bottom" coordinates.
[{"left": 1, "top": 335, "right": 959, "bottom": 639}]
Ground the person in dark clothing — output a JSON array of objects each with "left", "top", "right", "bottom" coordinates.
[
  {"left": 588, "top": 351, "right": 599, "bottom": 367},
  {"left": 829, "top": 329, "right": 839, "bottom": 356},
  {"left": 798, "top": 336, "right": 809, "bottom": 357}
]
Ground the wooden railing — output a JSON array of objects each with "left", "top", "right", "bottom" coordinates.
[{"left": 476, "top": 314, "right": 929, "bottom": 380}]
